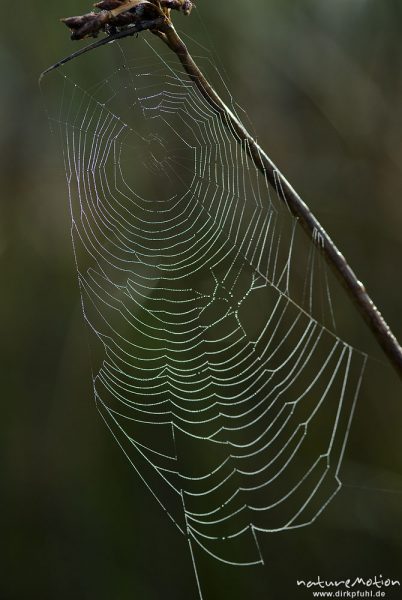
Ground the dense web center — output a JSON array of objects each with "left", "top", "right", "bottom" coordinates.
[{"left": 43, "top": 37, "right": 366, "bottom": 567}]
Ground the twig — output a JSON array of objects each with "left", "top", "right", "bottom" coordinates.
[
  {"left": 45, "top": 2, "right": 402, "bottom": 379},
  {"left": 40, "top": 16, "right": 165, "bottom": 78},
  {"left": 160, "top": 25, "right": 402, "bottom": 379}
]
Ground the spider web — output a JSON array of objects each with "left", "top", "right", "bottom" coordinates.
[{"left": 42, "top": 36, "right": 366, "bottom": 569}]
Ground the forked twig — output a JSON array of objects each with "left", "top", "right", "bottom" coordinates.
[{"left": 43, "top": 0, "right": 402, "bottom": 379}]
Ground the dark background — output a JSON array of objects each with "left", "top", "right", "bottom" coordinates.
[{"left": 1, "top": 1, "right": 402, "bottom": 599}]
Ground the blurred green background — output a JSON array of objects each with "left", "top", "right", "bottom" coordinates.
[{"left": 1, "top": 1, "right": 402, "bottom": 599}]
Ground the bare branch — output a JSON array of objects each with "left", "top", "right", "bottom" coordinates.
[
  {"left": 46, "top": 1, "right": 402, "bottom": 379},
  {"left": 160, "top": 24, "right": 402, "bottom": 379}
]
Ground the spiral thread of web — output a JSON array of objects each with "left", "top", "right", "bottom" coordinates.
[{"left": 42, "top": 39, "right": 366, "bottom": 566}]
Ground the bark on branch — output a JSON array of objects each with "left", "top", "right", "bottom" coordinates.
[{"left": 61, "top": 0, "right": 192, "bottom": 40}]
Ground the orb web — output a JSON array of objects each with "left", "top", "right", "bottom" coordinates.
[{"left": 42, "top": 37, "right": 366, "bottom": 567}]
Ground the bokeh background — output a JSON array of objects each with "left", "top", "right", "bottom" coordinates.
[{"left": 1, "top": 1, "right": 402, "bottom": 599}]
